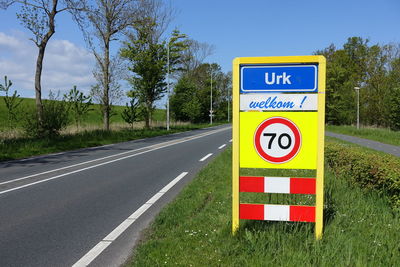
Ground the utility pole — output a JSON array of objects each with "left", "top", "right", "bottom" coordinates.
[
  {"left": 210, "top": 71, "right": 213, "bottom": 125},
  {"left": 227, "top": 85, "right": 230, "bottom": 123},
  {"left": 166, "top": 38, "right": 170, "bottom": 131},
  {"left": 354, "top": 86, "right": 360, "bottom": 129}
]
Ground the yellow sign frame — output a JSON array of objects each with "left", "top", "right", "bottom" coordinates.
[{"left": 232, "top": 56, "right": 326, "bottom": 239}]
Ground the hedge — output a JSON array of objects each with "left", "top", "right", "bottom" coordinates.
[{"left": 325, "top": 139, "right": 400, "bottom": 210}]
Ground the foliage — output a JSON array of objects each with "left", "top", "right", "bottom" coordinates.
[
  {"left": 316, "top": 37, "right": 400, "bottom": 127},
  {"left": 64, "top": 86, "right": 93, "bottom": 129},
  {"left": 0, "top": 76, "right": 23, "bottom": 128},
  {"left": 122, "top": 92, "right": 142, "bottom": 129},
  {"left": 325, "top": 139, "right": 400, "bottom": 209},
  {"left": 70, "top": 0, "right": 139, "bottom": 130},
  {"left": 121, "top": 11, "right": 184, "bottom": 128},
  {"left": 170, "top": 63, "right": 231, "bottom": 123},
  {"left": 22, "top": 92, "right": 70, "bottom": 138},
  {"left": 0, "top": 0, "right": 83, "bottom": 124}
]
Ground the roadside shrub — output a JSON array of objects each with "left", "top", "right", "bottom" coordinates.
[
  {"left": 325, "top": 140, "right": 400, "bottom": 210},
  {"left": 22, "top": 92, "right": 70, "bottom": 138}
]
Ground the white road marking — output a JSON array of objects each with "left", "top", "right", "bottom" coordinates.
[
  {"left": 218, "top": 144, "right": 226, "bottom": 149},
  {"left": 199, "top": 153, "right": 213, "bottom": 162},
  {"left": 0, "top": 127, "right": 229, "bottom": 193},
  {"left": 72, "top": 172, "right": 188, "bottom": 267},
  {"left": 229, "top": 139, "right": 232, "bottom": 142}
]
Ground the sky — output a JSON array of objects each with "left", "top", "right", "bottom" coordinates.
[{"left": 0, "top": 0, "right": 399, "bottom": 104}]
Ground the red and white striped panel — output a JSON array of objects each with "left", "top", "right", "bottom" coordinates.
[
  {"left": 239, "top": 176, "right": 316, "bottom": 194},
  {"left": 240, "top": 203, "right": 315, "bottom": 222}
]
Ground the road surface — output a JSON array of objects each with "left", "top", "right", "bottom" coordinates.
[
  {"left": 0, "top": 125, "right": 232, "bottom": 267},
  {"left": 326, "top": 131, "right": 400, "bottom": 157}
]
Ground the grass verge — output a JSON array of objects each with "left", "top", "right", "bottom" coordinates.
[
  {"left": 327, "top": 125, "right": 400, "bottom": 146},
  {"left": 129, "top": 147, "right": 400, "bottom": 266},
  {"left": 0, "top": 124, "right": 225, "bottom": 162}
]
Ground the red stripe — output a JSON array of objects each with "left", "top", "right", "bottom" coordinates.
[
  {"left": 290, "top": 206, "right": 315, "bottom": 222},
  {"left": 290, "top": 178, "right": 316, "bottom": 194},
  {"left": 239, "top": 204, "right": 264, "bottom": 220},
  {"left": 239, "top": 176, "right": 264, "bottom": 193}
]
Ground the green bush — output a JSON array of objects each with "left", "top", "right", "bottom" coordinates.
[
  {"left": 325, "top": 140, "right": 400, "bottom": 209},
  {"left": 22, "top": 95, "right": 70, "bottom": 138}
]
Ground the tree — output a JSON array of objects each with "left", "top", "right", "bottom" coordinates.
[
  {"left": 0, "top": 76, "right": 23, "bottom": 128},
  {"left": 180, "top": 39, "right": 214, "bottom": 75},
  {"left": 171, "top": 63, "right": 229, "bottom": 123},
  {"left": 70, "top": 0, "right": 139, "bottom": 131},
  {"left": 121, "top": 92, "right": 141, "bottom": 129},
  {"left": 120, "top": 0, "right": 176, "bottom": 128},
  {"left": 64, "top": 85, "right": 93, "bottom": 129},
  {"left": 0, "top": 0, "right": 82, "bottom": 125}
]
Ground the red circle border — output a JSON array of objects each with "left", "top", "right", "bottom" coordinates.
[{"left": 254, "top": 117, "right": 301, "bottom": 164}]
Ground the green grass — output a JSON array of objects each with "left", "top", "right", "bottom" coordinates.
[
  {"left": 0, "top": 96, "right": 166, "bottom": 130},
  {"left": 129, "top": 147, "right": 400, "bottom": 266},
  {"left": 327, "top": 125, "right": 400, "bottom": 146},
  {"left": 0, "top": 124, "right": 224, "bottom": 161}
]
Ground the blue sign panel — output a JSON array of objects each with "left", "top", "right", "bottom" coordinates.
[{"left": 240, "top": 64, "right": 318, "bottom": 93}]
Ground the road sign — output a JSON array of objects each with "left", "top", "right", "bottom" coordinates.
[
  {"left": 254, "top": 117, "right": 301, "bottom": 164},
  {"left": 232, "top": 55, "right": 326, "bottom": 240},
  {"left": 241, "top": 64, "right": 317, "bottom": 93}
]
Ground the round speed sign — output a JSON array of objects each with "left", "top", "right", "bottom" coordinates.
[{"left": 254, "top": 117, "right": 301, "bottom": 164}]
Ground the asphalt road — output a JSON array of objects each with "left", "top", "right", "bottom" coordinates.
[
  {"left": 0, "top": 125, "right": 232, "bottom": 267},
  {"left": 326, "top": 131, "right": 400, "bottom": 157}
]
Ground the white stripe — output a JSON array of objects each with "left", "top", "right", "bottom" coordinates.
[
  {"left": 199, "top": 153, "right": 213, "bottom": 162},
  {"left": 0, "top": 127, "right": 228, "bottom": 195},
  {"left": 0, "top": 127, "right": 228, "bottom": 187},
  {"left": 72, "top": 172, "right": 188, "bottom": 267},
  {"left": 264, "top": 205, "right": 290, "bottom": 221},
  {"left": 218, "top": 144, "right": 226, "bottom": 149},
  {"left": 103, "top": 219, "right": 135, "bottom": 241},
  {"left": 72, "top": 241, "right": 111, "bottom": 267},
  {"left": 264, "top": 177, "right": 290, "bottom": 193},
  {"left": 229, "top": 139, "right": 232, "bottom": 142}
]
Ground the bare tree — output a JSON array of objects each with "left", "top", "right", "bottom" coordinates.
[
  {"left": 181, "top": 39, "right": 215, "bottom": 74},
  {"left": 0, "top": 0, "right": 82, "bottom": 125},
  {"left": 70, "top": 0, "right": 140, "bottom": 130}
]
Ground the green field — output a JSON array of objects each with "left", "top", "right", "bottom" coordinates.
[
  {"left": 0, "top": 96, "right": 166, "bottom": 130},
  {"left": 327, "top": 125, "right": 400, "bottom": 146},
  {"left": 129, "top": 145, "right": 400, "bottom": 266}
]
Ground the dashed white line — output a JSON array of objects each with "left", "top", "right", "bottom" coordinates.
[
  {"left": 218, "top": 144, "right": 226, "bottom": 149},
  {"left": 72, "top": 172, "right": 188, "bottom": 267},
  {"left": 199, "top": 153, "right": 213, "bottom": 162},
  {"left": 229, "top": 139, "right": 232, "bottom": 142}
]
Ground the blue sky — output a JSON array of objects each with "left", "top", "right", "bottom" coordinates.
[{"left": 0, "top": 0, "right": 399, "bottom": 101}]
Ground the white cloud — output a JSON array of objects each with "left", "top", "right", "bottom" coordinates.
[{"left": 0, "top": 31, "right": 96, "bottom": 98}]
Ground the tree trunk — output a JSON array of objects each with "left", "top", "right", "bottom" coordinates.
[
  {"left": 103, "top": 40, "right": 110, "bottom": 131},
  {"left": 34, "top": 0, "right": 58, "bottom": 126}
]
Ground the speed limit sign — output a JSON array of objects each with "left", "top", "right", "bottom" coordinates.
[{"left": 254, "top": 117, "right": 301, "bottom": 164}]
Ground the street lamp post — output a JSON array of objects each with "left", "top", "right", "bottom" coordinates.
[
  {"left": 210, "top": 71, "right": 213, "bottom": 125},
  {"left": 166, "top": 39, "right": 170, "bottom": 131},
  {"left": 354, "top": 86, "right": 360, "bottom": 129}
]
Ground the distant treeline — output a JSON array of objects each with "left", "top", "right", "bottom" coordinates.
[{"left": 316, "top": 37, "right": 400, "bottom": 130}]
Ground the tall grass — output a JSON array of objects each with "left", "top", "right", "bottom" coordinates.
[{"left": 130, "top": 147, "right": 400, "bottom": 266}]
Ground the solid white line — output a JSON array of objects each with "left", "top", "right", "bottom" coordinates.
[
  {"left": 72, "top": 241, "right": 111, "bottom": 267},
  {"left": 0, "top": 127, "right": 229, "bottom": 187},
  {"left": 72, "top": 172, "right": 188, "bottom": 267},
  {"left": 0, "top": 128, "right": 229, "bottom": 194},
  {"left": 199, "top": 153, "right": 213, "bottom": 162},
  {"left": 218, "top": 144, "right": 226, "bottom": 149}
]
